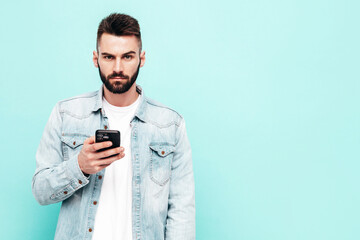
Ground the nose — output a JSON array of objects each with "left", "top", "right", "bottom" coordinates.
[{"left": 113, "top": 58, "right": 123, "bottom": 73}]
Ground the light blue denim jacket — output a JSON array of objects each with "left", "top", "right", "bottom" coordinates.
[{"left": 32, "top": 85, "right": 195, "bottom": 240}]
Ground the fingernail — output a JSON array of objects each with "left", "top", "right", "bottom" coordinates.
[{"left": 108, "top": 142, "right": 112, "bottom": 146}]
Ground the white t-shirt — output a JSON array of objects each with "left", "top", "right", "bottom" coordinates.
[{"left": 92, "top": 94, "right": 141, "bottom": 240}]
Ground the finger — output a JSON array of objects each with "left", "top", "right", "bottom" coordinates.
[
  {"left": 92, "top": 164, "right": 108, "bottom": 173},
  {"left": 95, "top": 151, "right": 124, "bottom": 165},
  {"left": 84, "top": 136, "right": 95, "bottom": 145},
  {"left": 83, "top": 136, "right": 97, "bottom": 152},
  {"left": 94, "top": 147, "right": 123, "bottom": 159},
  {"left": 98, "top": 163, "right": 111, "bottom": 168},
  {"left": 91, "top": 141, "right": 113, "bottom": 152}
]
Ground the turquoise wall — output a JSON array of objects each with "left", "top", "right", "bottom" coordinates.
[{"left": 1, "top": 0, "right": 359, "bottom": 239}]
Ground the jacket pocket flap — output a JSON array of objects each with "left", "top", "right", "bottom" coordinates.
[
  {"left": 61, "top": 135, "right": 88, "bottom": 149},
  {"left": 149, "top": 144, "right": 175, "bottom": 157}
]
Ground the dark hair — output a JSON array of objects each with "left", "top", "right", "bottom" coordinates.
[{"left": 97, "top": 13, "right": 142, "bottom": 51}]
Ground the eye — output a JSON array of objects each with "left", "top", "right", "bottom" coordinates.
[
  {"left": 124, "top": 55, "right": 133, "bottom": 60},
  {"left": 104, "top": 55, "right": 114, "bottom": 60}
]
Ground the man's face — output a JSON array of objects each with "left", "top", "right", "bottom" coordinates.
[{"left": 93, "top": 33, "right": 145, "bottom": 94}]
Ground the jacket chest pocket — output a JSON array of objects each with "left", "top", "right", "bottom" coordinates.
[
  {"left": 61, "top": 135, "right": 88, "bottom": 161},
  {"left": 149, "top": 143, "right": 175, "bottom": 186}
]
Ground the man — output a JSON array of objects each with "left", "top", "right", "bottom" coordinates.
[{"left": 32, "top": 13, "right": 195, "bottom": 240}]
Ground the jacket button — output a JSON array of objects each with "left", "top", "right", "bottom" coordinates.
[
  {"left": 98, "top": 175, "right": 103, "bottom": 180},
  {"left": 89, "top": 228, "right": 92, "bottom": 232},
  {"left": 78, "top": 180, "right": 82, "bottom": 184},
  {"left": 104, "top": 125, "right": 108, "bottom": 130},
  {"left": 73, "top": 141, "right": 76, "bottom": 145},
  {"left": 161, "top": 151, "right": 165, "bottom": 155},
  {"left": 64, "top": 191, "right": 68, "bottom": 194},
  {"left": 93, "top": 201, "right": 97, "bottom": 205}
]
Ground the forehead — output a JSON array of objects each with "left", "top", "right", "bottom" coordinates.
[{"left": 98, "top": 33, "right": 140, "bottom": 54}]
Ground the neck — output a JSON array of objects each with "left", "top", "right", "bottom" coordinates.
[{"left": 103, "top": 83, "right": 139, "bottom": 107}]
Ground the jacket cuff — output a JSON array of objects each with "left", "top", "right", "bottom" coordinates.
[{"left": 66, "top": 155, "right": 90, "bottom": 189}]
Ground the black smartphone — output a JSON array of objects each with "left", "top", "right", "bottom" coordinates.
[{"left": 95, "top": 130, "right": 121, "bottom": 158}]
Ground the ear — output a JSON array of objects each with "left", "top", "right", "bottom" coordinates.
[
  {"left": 93, "top": 50, "right": 99, "bottom": 68},
  {"left": 140, "top": 51, "right": 146, "bottom": 68}
]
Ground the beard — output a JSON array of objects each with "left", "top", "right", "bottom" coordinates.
[{"left": 98, "top": 62, "right": 140, "bottom": 94}]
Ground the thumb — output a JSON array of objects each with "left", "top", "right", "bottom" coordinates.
[{"left": 84, "top": 136, "right": 95, "bottom": 145}]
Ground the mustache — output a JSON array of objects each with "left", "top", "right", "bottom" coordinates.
[{"left": 107, "top": 72, "right": 129, "bottom": 80}]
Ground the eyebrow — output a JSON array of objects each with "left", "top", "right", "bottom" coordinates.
[{"left": 101, "top": 51, "right": 136, "bottom": 56}]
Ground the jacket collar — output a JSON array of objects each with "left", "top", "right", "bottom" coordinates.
[{"left": 93, "top": 84, "right": 148, "bottom": 123}]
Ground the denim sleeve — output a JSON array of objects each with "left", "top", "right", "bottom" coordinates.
[
  {"left": 165, "top": 119, "right": 196, "bottom": 240},
  {"left": 32, "top": 103, "right": 90, "bottom": 205}
]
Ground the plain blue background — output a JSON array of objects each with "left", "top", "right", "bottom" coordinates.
[{"left": 1, "top": 0, "right": 360, "bottom": 239}]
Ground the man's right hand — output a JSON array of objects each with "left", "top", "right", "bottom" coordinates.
[{"left": 78, "top": 136, "right": 125, "bottom": 175}]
